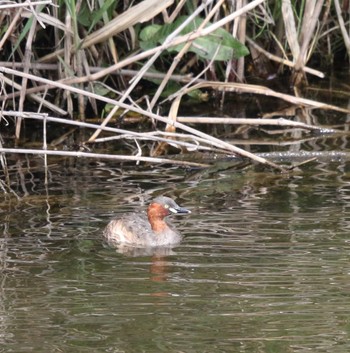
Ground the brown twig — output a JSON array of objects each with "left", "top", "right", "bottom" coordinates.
[
  {"left": 0, "top": 148, "right": 209, "bottom": 168},
  {"left": 176, "top": 116, "right": 335, "bottom": 132}
]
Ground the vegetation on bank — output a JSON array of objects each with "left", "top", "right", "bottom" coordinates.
[{"left": 0, "top": 0, "right": 350, "bottom": 180}]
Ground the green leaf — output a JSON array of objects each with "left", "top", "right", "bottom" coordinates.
[
  {"left": 139, "top": 24, "right": 161, "bottom": 50},
  {"left": 139, "top": 16, "right": 249, "bottom": 61},
  {"left": 139, "top": 24, "right": 162, "bottom": 42},
  {"left": 76, "top": 2, "right": 92, "bottom": 27},
  {"left": 88, "top": 0, "right": 116, "bottom": 34}
]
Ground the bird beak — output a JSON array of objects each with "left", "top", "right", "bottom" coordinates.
[{"left": 170, "top": 206, "right": 191, "bottom": 214}]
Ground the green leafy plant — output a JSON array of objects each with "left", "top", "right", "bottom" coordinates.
[{"left": 139, "top": 15, "right": 249, "bottom": 61}]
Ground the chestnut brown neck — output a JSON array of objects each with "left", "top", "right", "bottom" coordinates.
[{"left": 147, "top": 203, "right": 170, "bottom": 233}]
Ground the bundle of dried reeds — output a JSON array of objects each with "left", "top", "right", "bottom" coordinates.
[{"left": 0, "top": 0, "right": 349, "bottom": 179}]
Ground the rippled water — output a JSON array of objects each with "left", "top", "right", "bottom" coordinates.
[{"left": 1, "top": 157, "right": 350, "bottom": 352}]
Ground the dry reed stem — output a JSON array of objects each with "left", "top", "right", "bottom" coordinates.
[
  {"left": 0, "top": 72, "right": 66, "bottom": 114},
  {"left": 1, "top": 66, "right": 348, "bottom": 116},
  {"left": 282, "top": 0, "right": 300, "bottom": 60},
  {"left": 1, "top": 111, "right": 223, "bottom": 153},
  {"left": 163, "top": 0, "right": 187, "bottom": 23},
  {"left": 63, "top": 9, "right": 73, "bottom": 116},
  {"left": 32, "top": 0, "right": 266, "bottom": 87},
  {"left": 0, "top": 0, "right": 266, "bottom": 109},
  {"left": 86, "top": 0, "right": 266, "bottom": 142},
  {"left": 235, "top": 0, "right": 247, "bottom": 82},
  {"left": 246, "top": 37, "right": 325, "bottom": 78},
  {"left": 20, "top": 9, "right": 70, "bottom": 33},
  {"left": 176, "top": 116, "right": 334, "bottom": 132},
  {"left": 0, "top": 8, "right": 23, "bottom": 51},
  {"left": 26, "top": 0, "right": 47, "bottom": 28},
  {"left": 0, "top": 148, "right": 209, "bottom": 168},
  {"left": 17, "top": 5, "right": 38, "bottom": 139},
  {"left": 38, "top": 0, "right": 174, "bottom": 63},
  {"left": 0, "top": 61, "right": 192, "bottom": 82},
  {"left": 149, "top": 0, "right": 225, "bottom": 110},
  {"left": 0, "top": 67, "right": 287, "bottom": 172},
  {"left": 0, "top": 137, "right": 9, "bottom": 187},
  {"left": 293, "top": 0, "right": 325, "bottom": 85},
  {"left": 7, "top": 111, "right": 319, "bottom": 158},
  {"left": 0, "top": 1, "right": 52, "bottom": 9},
  {"left": 97, "top": 0, "right": 119, "bottom": 64},
  {"left": 176, "top": 81, "right": 350, "bottom": 114},
  {"left": 93, "top": 135, "right": 223, "bottom": 154},
  {"left": 89, "top": 0, "right": 216, "bottom": 143},
  {"left": 334, "top": 0, "right": 350, "bottom": 57},
  {"left": 225, "top": 137, "right": 325, "bottom": 147}
]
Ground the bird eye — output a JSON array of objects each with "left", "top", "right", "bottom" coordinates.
[{"left": 164, "top": 204, "right": 169, "bottom": 209}]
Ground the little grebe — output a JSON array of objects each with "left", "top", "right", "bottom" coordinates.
[{"left": 103, "top": 196, "right": 190, "bottom": 247}]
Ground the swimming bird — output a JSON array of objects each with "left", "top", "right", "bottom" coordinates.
[{"left": 103, "top": 196, "right": 190, "bottom": 247}]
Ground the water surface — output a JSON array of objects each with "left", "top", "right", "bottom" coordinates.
[{"left": 1, "top": 156, "right": 350, "bottom": 353}]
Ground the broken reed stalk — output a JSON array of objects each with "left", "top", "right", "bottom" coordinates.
[
  {"left": 175, "top": 117, "right": 335, "bottom": 132},
  {"left": 0, "top": 1, "right": 52, "bottom": 9},
  {"left": 169, "top": 81, "right": 350, "bottom": 114},
  {"left": 0, "top": 62, "right": 193, "bottom": 82},
  {"left": 0, "top": 0, "right": 268, "bottom": 128},
  {"left": 95, "top": 0, "right": 216, "bottom": 143},
  {"left": 43, "top": 114, "right": 48, "bottom": 185},
  {"left": 0, "top": 8, "right": 23, "bottom": 51},
  {"left": 0, "top": 148, "right": 209, "bottom": 168},
  {"left": 0, "top": 137, "right": 10, "bottom": 187},
  {"left": 292, "top": 0, "right": 325, "bottom": 86},
  {"left": 37, "top": 0, "right": 174, "bottom": 63},
  {"left": 63, "top": 7, "right": 74, "bottom": 117},
  {"left": 245, "top": 37, "right": 324, "bottom": 78},
  {"left": 282, "top": 0, "right": 300, "bottom": 61},
  {"left": 0, "top": 67, "right": 288, "bottom": 172},
  {"left": 1, "top": 111, "right": 228, "bottom": 154},
  {"left": 2, "top": 66, "right": 349, "bottom": 171},
  {"left": 148, "top": 0, "right": 225, "bottom": 110},
  {"left": 1, "top": 69, "right": 346, "bottom": 116},
  {"left": 334, "top": 0, "right": 350, "bottom": 57},
  {"left": 17, "top": 6, "right": 38, "bottom": 140},
  {"left": 5, "top": 0, "right": 266, "bottom": 102},
  {"left": 14, "top": 111, "right": 293, "bottom": 156},
  {"left": 234, "top": 0, "right": 247, "bottom": 82},
  {"left": 0, "top": 71, "right": 66, "bottom": 115}
]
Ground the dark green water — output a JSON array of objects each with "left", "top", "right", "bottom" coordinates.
[{"left": 1, "top": 156, "right": 350, "bottom": 353}]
